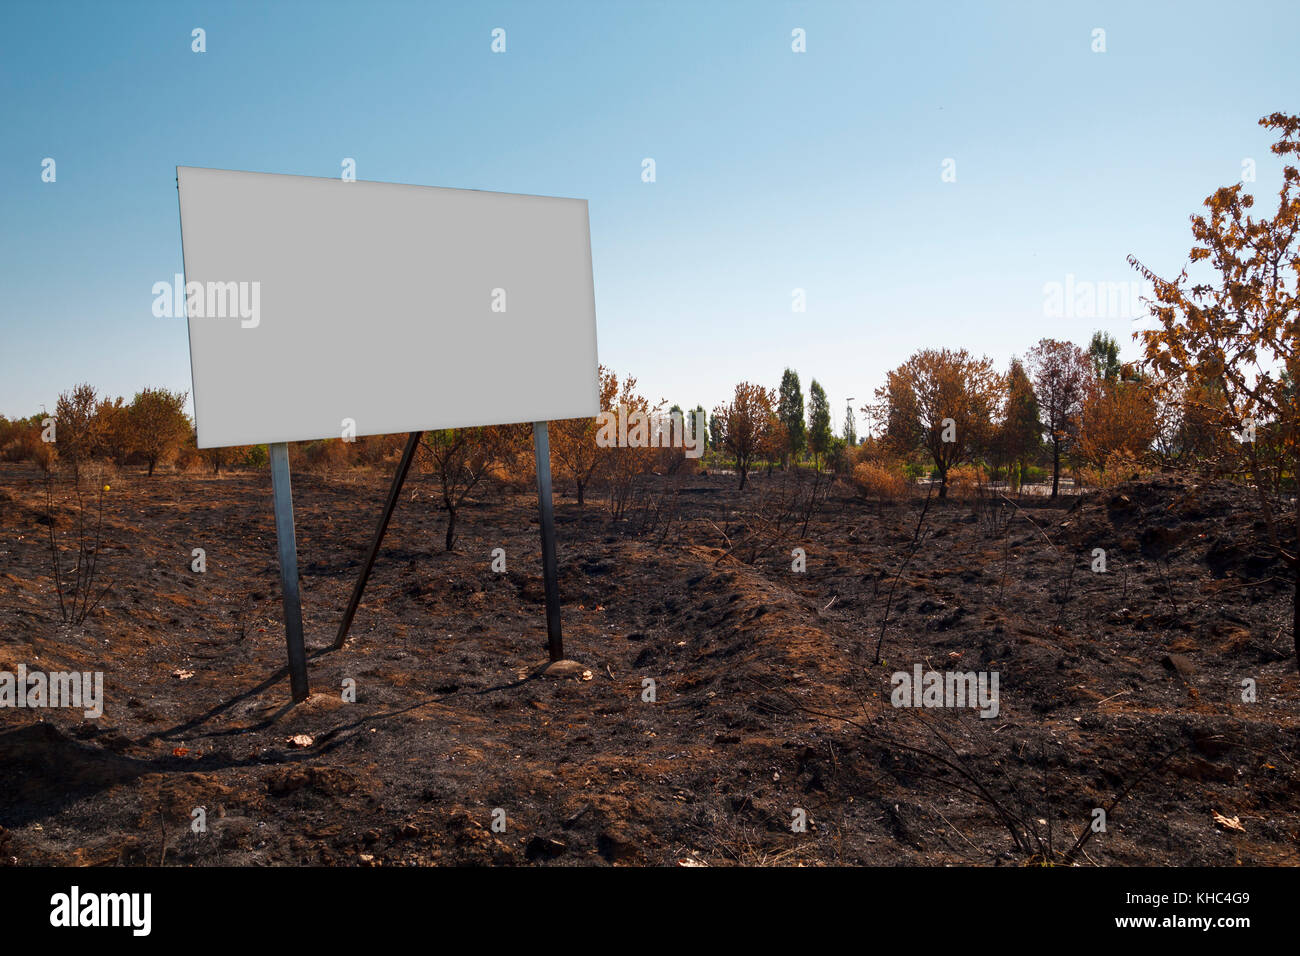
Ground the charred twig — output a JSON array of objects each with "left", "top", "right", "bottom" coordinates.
[
  {"left": 45, "top": 471, "right": 67, "bottom": 621},
  {"left": 43, "top": 472, "right": 112, "bottom": 625},
  {"left": 872, "top": 484, "right": 934, "bottom": 665},
  {"left": 77, "top": 483, "right": 107, "bottom": 623},
  {"left": 1053, "top": 550, "right": 1081, "bottom": 632},
  {"left": 759, "top": 674, "right": 1197, "bottom": 865},
  {"left": 1059, "top": 742, "right": 1189, "bottom": 865}
]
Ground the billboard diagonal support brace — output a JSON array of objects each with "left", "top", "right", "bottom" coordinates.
[
  {"left": 333, "top": 430, "right": 423, "bottom": 649},
  {"left": 269, "top": 442, "right": 309, "bottom": 702},
  {"left": 532, "top": 421, "right": 564, "bottom": 662}
]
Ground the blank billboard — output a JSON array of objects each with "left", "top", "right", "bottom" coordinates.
[{"left": 176, "top": 167, "right": 599, "bottom": 448}]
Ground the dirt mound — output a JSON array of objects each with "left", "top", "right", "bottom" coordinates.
[{"left": 1063, "top": 477, "right": 1293, "bottom": 581}]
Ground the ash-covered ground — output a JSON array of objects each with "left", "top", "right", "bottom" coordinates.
[{"left": 1, "top": 462, "right": 1296, "bottom": 866}]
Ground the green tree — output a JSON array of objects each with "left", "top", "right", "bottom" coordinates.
[
  {"left": 777, "top": 368, "right": 805, "bottom": 466},
  {"left": 999, "top": 358, "right": 1042, "bottom": 478},
  {"left": 691, "top": 405, "right": 706, "bottom": 445},
  {"left": 1088, "top": 331, "right": 1122, "bottom": 381},
  {"left": 708, "top": 411, "right": 724, "bottom": 451},
  {"left": 807, "top": 379, "right": 832, "bottom": 466}
]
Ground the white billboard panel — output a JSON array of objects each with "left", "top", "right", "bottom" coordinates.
[{"left": 176, "top": 167, "right": 599, "bottom": 448}]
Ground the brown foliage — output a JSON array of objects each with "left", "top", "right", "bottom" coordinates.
[
  {"left": 127, "top": 387, "right": 191, "bottom": 477},
  {"left": 550, "top": 365, "right": 618, "bottom": 506},
  {"left": 0, "top": 416, "right": 44, "bottom": 464},
  {"left": 599, "top": 371, "right": 662, "bottom": 518},
  {"left": 1129, "top": 111, "right": 1300, "bottom": 668},
  {"left": 1076, "top": 378, "right": 1157, "bottom": 474},
  {"left": 95, "top": 397, "right": 132, "bottom": 464},
  {"left": 53, "top": 383, "right": 101, "bottom": 480},
  {"left": 713, "top": 382, "right": 776, "bottom": 490},
  {"left": 851, "top": 460, "right": 912, "bottom": 501},
  {"left": 299, "top": 439, "right": 355, "bottom": 473},
  {"left": 873, "top": 348, "right": 1001, "bottom": 498}
]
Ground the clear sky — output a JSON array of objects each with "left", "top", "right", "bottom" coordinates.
[{"left": 2, "top": 1, "right": 1297, "bottom": 435}]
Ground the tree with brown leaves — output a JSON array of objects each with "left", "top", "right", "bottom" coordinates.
[
  {"left": 550, "top": 365, "right": 618, "bottom": 507},
  {"left": 598, "top": 371, "right": 662, "bottom": 518},
  {"left": 1075, "top": 376, "right": 1157, "bottom": 477},
  {"left": 94, "top": 397, "right": 132, "bottom": 465},
  {"left": 53, "top": 383, "right": 101, "bottom": 481},
  {"left": 127, "top": 387, "right": 192, "bottom": 477},
  {"left": 874, "top": 348, "right": 1001, "bottom": 498},
  {"left": 1129, "top": 111, "right": 1300, "bottom": 669},
  {"left": 759, "top": 407, "right": 789, "bottom": 477},
  {"left": 714, "top": 382, "right": 776, "bottom": 490}
]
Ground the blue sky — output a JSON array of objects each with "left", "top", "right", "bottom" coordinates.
[{"left": 2, "top": 1, "right": 1297, "bottom": 435}]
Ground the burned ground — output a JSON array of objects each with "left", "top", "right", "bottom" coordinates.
[{"left": 0, "top": 462, "right": 1296, "bottom": 866}]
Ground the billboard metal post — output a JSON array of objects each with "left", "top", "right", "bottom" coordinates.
[
  {"left": 532, "top": 421, "right": 564, "bottom": 662},
  {"left": 269, "top": 442, "right": 309, "bottom": 701},
  {"left": 333, "top": 430, "right": 423, "bottom": 649}
]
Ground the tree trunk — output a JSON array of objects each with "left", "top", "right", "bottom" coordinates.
[
  {"left": 738, "top": 465, "right": 748, "bottom": 491},
  {"left": 147, "top": 457, "right": 156, "bottom": 477},
  {"left": 444, "top": 508, "right": 456, "bottom": 552},
  {"left": 1051, "top": 440, "right": 1061, "bottom": 497},
  {"left": 576, "top": 481, "right": 585, "bottom": 508},
  {"left": 938, "top": 468, "right": 948, "bottom": 499}
]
